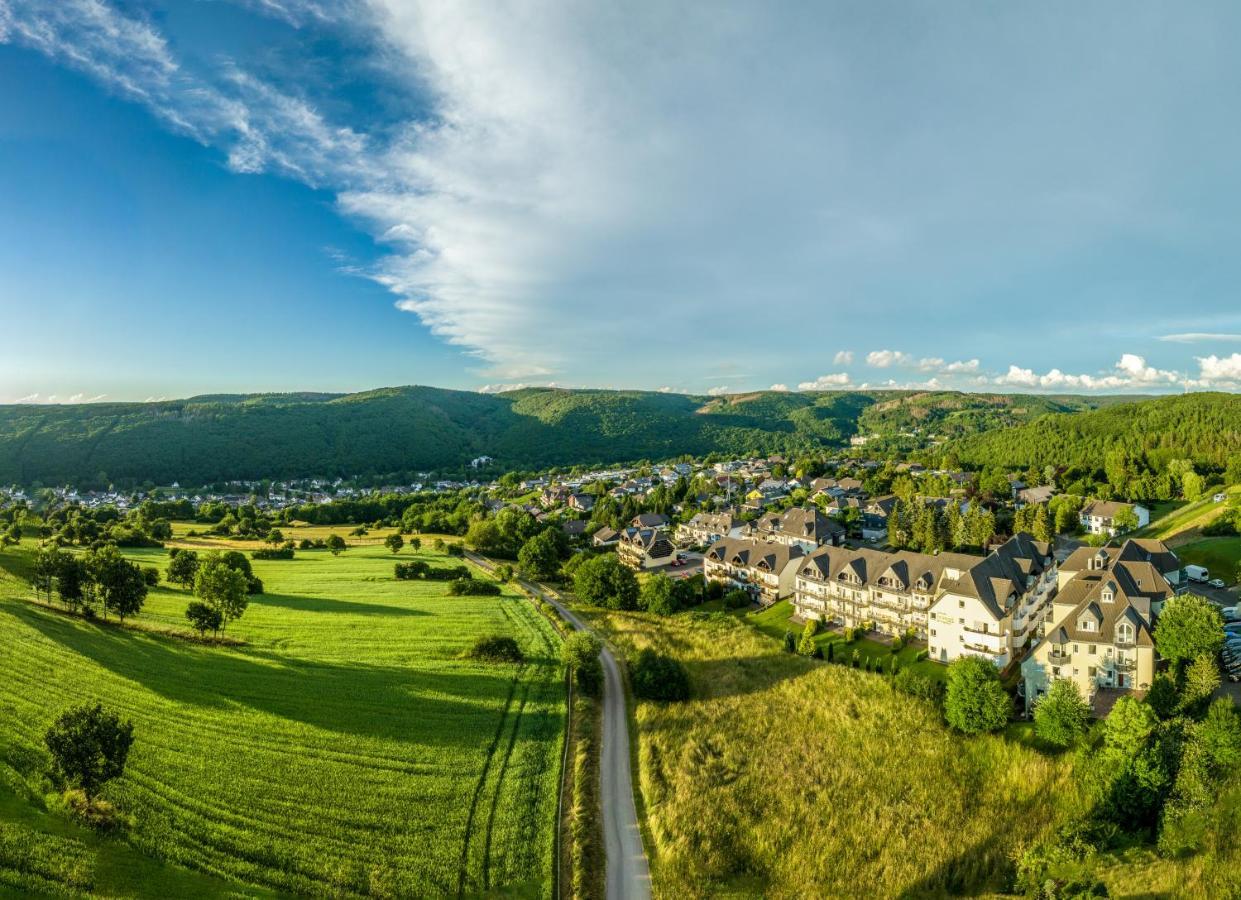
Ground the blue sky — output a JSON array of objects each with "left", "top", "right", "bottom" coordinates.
[{"left": 2, "top": 1, "right": 1241, "bottom": 402}]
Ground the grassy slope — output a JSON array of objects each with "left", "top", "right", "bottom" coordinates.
[
  {"left": 1134, "top": 485, "right": 1241, "bottom": 544},
  {"left": 1175, "top": 538, "right": 1241, "bottom": 585},
  {"left": 573, "top": 601, "right": 1241, "bottom": 898},
  {"left": 0, "top": 539, "right": 564, "bottom": 897},
  {"left": 571, "top": 605, "right": 1080, "bottom": 898}
]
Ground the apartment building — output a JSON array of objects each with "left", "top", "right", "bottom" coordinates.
[
  {"left": 926, "top": 534, "right": 1058, "bottom": 668},
  {"left": 1021, "top": 540, "right": 1177, "bottom": 710},
  {"left": 791, "top": 533, "right": 1055, "bottom": 667},
  {"left": 703, "top": 537, "right": 806, "bottom": 604}
]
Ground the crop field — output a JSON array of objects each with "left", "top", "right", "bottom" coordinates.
[{"left": 0, "top": 538, "right": 564, "bottom": 897}]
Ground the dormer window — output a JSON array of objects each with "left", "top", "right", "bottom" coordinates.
[
  {"left": 1117, "top": 622, "right": 1134, "bottom": 644},
  {"left": 1079, "top": 619, "right": 1096, "bottom": 632}
]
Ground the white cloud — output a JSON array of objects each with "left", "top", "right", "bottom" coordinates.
[
  {"left": 769, "top": 383, "right": 790, "bottom": 392},
  {"left": 797, "top": 373, "right": 853, "bottom": 390},
  {"left": 833, "top": 350, "right": 854, "bottom": 366},
  {"left": 941, "top": 358, "right": 980, "bottom": 374},
  {"left": 1196, "top": 353, "right": 1241, "bottom": 384},
  {"left": 995, "top": 354, "right": 1182, "bottom": 391},
  {"left": 15, "top": 393, "right": 39, "bottom": 403},
  {"left": 706, "top": 386, "right": 732, "bottom": 396},
  {"left": 476, "top": 381, "right": 562, "bottom": 393},
  {"left": 1159, "top": 332, "right": 1241, "bottom": 343},
  {"left": 866, "top": 350, "right": 913, "bottom": 368}
]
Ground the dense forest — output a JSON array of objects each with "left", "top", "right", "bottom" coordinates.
[
  {"left": 0, "top": 386, "right": 888, "bottom": 486},
  {"left": 940, "top": 392, "right": 1241, "bottom": 473},
  {"left": 0, "top": 386, "right": 1233, "bottom": 488}
]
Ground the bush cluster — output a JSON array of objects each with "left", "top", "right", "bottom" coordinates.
[
  {"left": 448, "top": 578, "right": 501, "bottom": 596},
  {"left": 629, "top": 649, "right": 690, "bottom": 702},
  {"left": 467, "top": 636, "right": 524, "bottom": 663}
]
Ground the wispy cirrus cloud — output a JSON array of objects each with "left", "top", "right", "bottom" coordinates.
[{"left": 1158, "top": 332, "right": 1241, "bottom": 344}]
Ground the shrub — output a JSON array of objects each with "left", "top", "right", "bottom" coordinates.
[
  {"left": 722, "top": 589, "right": 751, "bottom": 610},
  {"left": 851, "top": 648, "right": 860, "bottom": 668},
  {"left": 423, "top": 566, "right": 471, "bottom": 581},
  {"left": 395, "top": 560, "right": 430, "bottom": 580},
  {"left": 944, "top": 657, "right": 1011, "bottom": 734},
  {"left": 843, "top": 626, "right": 857, "bottom": 643},
  {"left": 141, "top": 566, "right": 160, "bottom": 587},
  {"left": 467, "top": 636, "right": 524, "bottom": 663},
  {"left": 630, "top": 649, "right": 690, "bottom": 702},
  {"left": 448, "top": 578, "right": 502, "bottom": 596},
  {"left": 252, "top": 545, "right": 295, "bottom": 560},
  {"left": 915, "top": 649, "right": 929, "bottom": 663},
  {"left": 1033, "top": 680, "right": 1091, "bottom": 747},
  {"left": 445, "top": 543, "right": 465, "bottom": 558},
  {"left": 782, "top": 630, "right": 796, "bottom": 653},
  {"left": 562, "top": 632, "right": 602, "bottom": 697},
  {"left": 893, "top": 668, "right": 943, "bottom": 704},
  {"left": 704, "top": 580, "right": 725, "bottom": 601},
  {"left": 640, "top": 574, "right": 680, "bottom": 616}
]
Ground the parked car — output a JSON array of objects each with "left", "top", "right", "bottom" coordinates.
[
  {"left": 1209, "top": 578, "right": 1227, "bottom": 589},
  {"left": 1223, "top": 606, "right": 1241, "bottom": 622}
]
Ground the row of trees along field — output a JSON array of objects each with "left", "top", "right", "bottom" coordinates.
[{"left": 28, "top": 543, "right": 258, "bottom": 636}]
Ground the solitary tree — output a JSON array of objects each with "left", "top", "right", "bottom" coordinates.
[
  {"left": 384, "top": 533, "right": 405, "bottom": 554},
  {"left": 185, "top": 600, "right": 224, "bottom": 638},
  {"left": 1155, "top": 594, "right": 1224, "bottom": 671},
  {"left": 944, "top": 657, "right": 1011, "bottom": 734},
  {"left": 44, "top": 703, "right": 134, "bottom": 801},
  {"left": 166, "top": 548, "right": 200, "bottom": 589},
  {"left": 325, "top": 534, "right": 347, "bottom": 556},
  {"left": 1033, "top": 679, "right": 1091, "bottom": 747},
  {"left": 193, "top": 553, "right": 249, "bottom": 631},
  {"left": 518, "top": 529, "right": 566, "bottom": 582}
]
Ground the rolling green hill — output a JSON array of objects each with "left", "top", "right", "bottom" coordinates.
[
  {"left": 0, "top": 386, "right": 1222, "bottom": 487},
  {"left": 940, "top": 392, "right": 1241, "bottom": 472}
]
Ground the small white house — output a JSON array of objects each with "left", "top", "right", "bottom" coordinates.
[{"left": 1079, "top": 501, "right": 1149, "bottom": 537}]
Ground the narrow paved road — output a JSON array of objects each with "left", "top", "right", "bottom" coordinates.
[{"left": 465, "top": 553, "right": 652, "bottom": 900}]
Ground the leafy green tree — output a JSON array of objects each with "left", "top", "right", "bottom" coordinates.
[
  {"left": 185, "top": 600, "right": 223, "bottom": 637},
  {"left": 1033, "top": 679, "right": 1091, "bottom": 747},
  {"left": 572, "top": 554, "right": 639, "bottom": 610},
  {"left": 53, "top": 553, "right": 86, "bottom": 610},
  {"left": 639, "top": 573, "right": 679, "bottom": 616},
  {"left": 562, "top": 631, "right": 602, "bottom": 696},
  {"left": 1111, "top": 505, "right": 1140, "bottom": 532},
  {"left": 86, "top": 545, "right": 148, "bottom": 621},
  {"left": 518, "top": 529, "right": 564, "bottom": 582},
  {"left": 1146, "top": 673, "right": 1179, "bottom": 719},
  {"left": 384, "top": 533, "right": 405, "bottom": 554},
  {"left": 44, "top": 703, "right": 134, "bottom": 801},
  {"left": 325, "top": 534, "right": 347, "bottom": 555},
  {"left": 166, "top": 548, "right": 199, "bottom": 588},
  {"left": 1154, "top": 594, "right": 1224, "bottom": 670},
  {"left": 943, "top": 657, "right": 1010, "bottom": 734},
  {"left": 193, "top": 553, "right": 249, "bottom": 631},
  {"left": 1180, "top": 653, "right": 1222, "bottom": 716}
]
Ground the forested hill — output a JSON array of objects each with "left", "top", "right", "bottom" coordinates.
[
  {"left": 940, "top": 392, "right": 1241, "bottom": 471},
  {"left": 0, "top": 385, "right": 1173, "bottom": 487}
]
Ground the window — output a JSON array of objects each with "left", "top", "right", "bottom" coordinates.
[
  {"left": 958, "top": 600, "right": 965, "bottom": 608},
  {"left": 1089, "top": 645, "right": 1096, "bottom": 655},
  {"left": 1073, "top": 644, "right": 1079, "bottom": 653},
  {"left": 1088, "top": 666, "right": 1097, "bottom": 677},
  {"left": 1117, "top": 622, "right": 1134, "bottom": 644},
  {"left": 930, "top": 629, "right": 936, "bottom": 637}
]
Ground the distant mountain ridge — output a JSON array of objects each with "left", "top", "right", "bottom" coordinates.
[{"left": 0, "top": 385, "right": 1192, "bottom": 487}]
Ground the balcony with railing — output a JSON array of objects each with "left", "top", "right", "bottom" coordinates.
[{"left": 1047, "top": 648, "right": 1071, "bottom": 664}]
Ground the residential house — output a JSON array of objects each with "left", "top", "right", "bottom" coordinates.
[
  {"left": 1017, "top": 485, "right": 1057, "bottom": 507},
  {"left": 1079, "top": 500, "right": 1150, "bottom": 536},
  {"left": 1021, "top": 539, "right": 1177, "bottom": 711},
  {"left": 925, "top": 533, "right": 1058, "bottom": 668},
  {"left": 749, "top": 506, "right": 844, "bottom": 551},
  {"left": 675, "top": 511, "right": 745, "bottom": 547},
  {"left": 861, "top": 495, "right": 899, "bottom": 542},
  {"left": 568, "top": 493, "right": 596, "bottom": 513},
  {"left": 703, "top": 538, "right": 806, "bottom": 605},
  {"left": 631, "top": 512, "right": 671, "bottom": 530},
  {"left": 592, "top": 527, "right": 621, "bottom": 548},
  {"left": 616, "top": 528, "right": 677, "bottom": 570},
  {"left": 561, "top": 519, "right": 589, "bottom": 539}
]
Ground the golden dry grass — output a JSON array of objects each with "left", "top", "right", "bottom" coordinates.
[{"left": 575, "top": 608, "right": 1082, "bottom": 898}]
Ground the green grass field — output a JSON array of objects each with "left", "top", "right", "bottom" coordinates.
[
  {"left": 1175, "top": 537, "right": 1241, "bottom": 586},
  {"left": 1135, "top": 487, "right": 1239, "bottom": 543},
  {"left": 0, "top": 538, "right": 564, "bottom": 897}
]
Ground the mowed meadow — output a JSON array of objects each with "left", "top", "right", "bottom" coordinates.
[
  {"left": 573, "top": 605, "right": 1082, "bottom": 899},
  {"left": 0, "top": 532, "right": 564, "bottom": 897}
]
